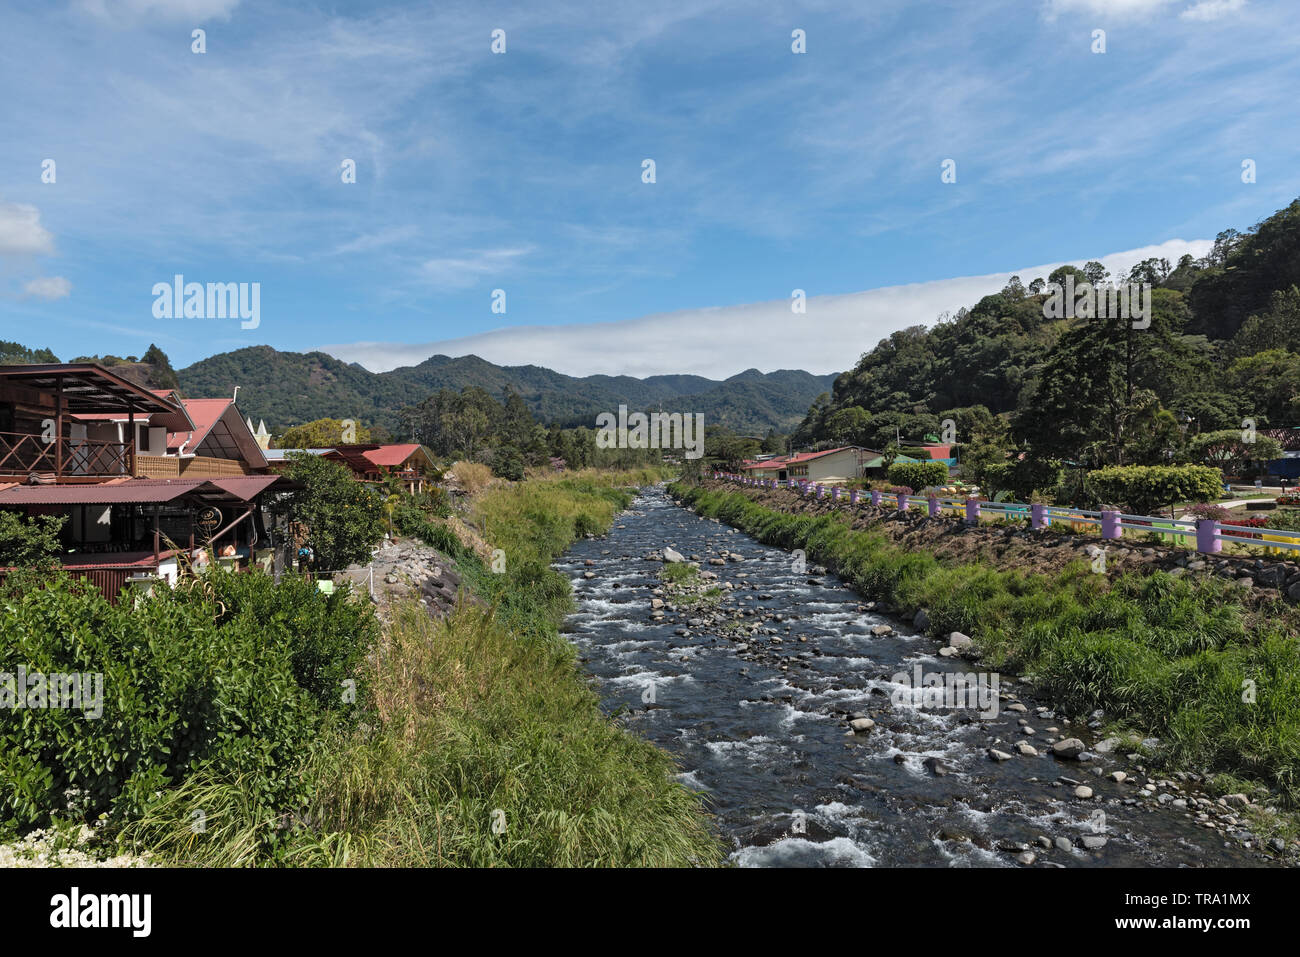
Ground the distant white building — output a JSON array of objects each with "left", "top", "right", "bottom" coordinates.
[{"left": 741, "top": 447, "right": 874, "bottom": 484}]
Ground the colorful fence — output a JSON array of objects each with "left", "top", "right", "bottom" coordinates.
[{"left": 711, "top": 472, "right": 1300, "bottom": 558}]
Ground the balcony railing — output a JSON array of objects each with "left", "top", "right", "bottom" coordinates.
[{"left": 0, "top": 432, "right": 133, "bottom": 478}]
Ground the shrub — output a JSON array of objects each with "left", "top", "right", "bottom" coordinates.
[
  {"left": 1086, "top": 464, "right": 1223, "bottom": 515},
  {"left": 887, "top": 460, "right": 949, "bottom": 491},
  {"left": 983, "top": 457, "right": 1064, "bottom": 501},
  {"left": 0, "top": 512, "right": 65, "bottom": 568},
  {"left": 0, "top": 569, "right": 374, "bottom": 833},
  {"left": 492, "top": 446, "right": 525, "bottom": 482}
]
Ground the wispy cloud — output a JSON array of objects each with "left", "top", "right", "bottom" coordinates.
[
  {"left": 1181, "top": 0, "right": 1248, "bottom": 21},
  {"left": 418, "top": 246, "right": 533, "bottom": 290},
  {"left": 76, "top": 0, "right": 241, "bottom": 24},
  {"left": 322, "top": 239, "right": 1213, "bottom": 378},
  {"left": 22, "top": 276, "right": 72, "bottom": 300}
]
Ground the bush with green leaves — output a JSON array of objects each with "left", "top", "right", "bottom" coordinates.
[
  {"left": 0, "top": 568, "right": 374, "bottom": 834},
  {"left": 1086, "top": 464, "right": 1224, "bottom": 514},
  {"left": 0, "top": 512, "right": 65, "bottom": 568},
  {"left": 887, "top": 460, "right": 949, "bottom": 492},
  {"left": 271, "top": 453, "right": 385, "bottom": 570},
  {"left": 981, "top": 457, "right": 1065, "bottom": 501}
]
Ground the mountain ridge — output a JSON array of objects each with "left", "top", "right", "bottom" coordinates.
[{"left": 175, "top": 345, "right": 837, "bottom": 436}]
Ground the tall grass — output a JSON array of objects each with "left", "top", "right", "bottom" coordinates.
[
  {"left": 673, "top": 483, "right": 1300, "bottom": 805},
  {"left": 126, "top": 471, "right": 721, "bottom": 866}
]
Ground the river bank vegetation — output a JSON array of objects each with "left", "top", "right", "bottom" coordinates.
[
  {"left": 0, "top": 468, "right": 719, "bottom": 867},
  {"left": 672, "top": 482, "right": 1300, "bottom": 809}
]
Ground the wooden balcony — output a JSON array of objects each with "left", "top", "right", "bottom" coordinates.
[
  {"left": 0, "top": 432, "right": 133, "bottom": 480},
  {"left": 90, "top": 452, "right": 248, "bottom": 479},
  {"left": 0, "top": 434, "right": 250, "bottom": 482}
]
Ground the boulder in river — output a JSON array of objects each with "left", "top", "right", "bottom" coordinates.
[
  {"left": 1051, "top": 738, "right": 1086, "bottom": 759},
  {"left": 663, "top": 547, "right": 686, "bottom": 563}
]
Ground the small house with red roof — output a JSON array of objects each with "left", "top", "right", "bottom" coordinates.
[
  {"left": 265, "top": 443, "right": 437, "bottom": 493},
  {"left": 741, "top": 447, "right": 877, "bottom": 484}
]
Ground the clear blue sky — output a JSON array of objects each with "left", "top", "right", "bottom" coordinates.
[{"left": 2, "top": 0, "right": 1298, "bottom": 376}]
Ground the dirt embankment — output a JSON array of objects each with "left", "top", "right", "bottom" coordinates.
[{"left": 694, "top": 481, "right": 1300, "bottom": 609}]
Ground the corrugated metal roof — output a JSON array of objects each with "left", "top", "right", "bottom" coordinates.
[
  {"left": 363, "top": 444, "right": 424, "bottom": 467},
  {"left": 207, "top": 475, "right": 283, "bottom": 499},
  {"left": 0, "top": 478, "right": 206, "bottom": 505},
  {"left": 0, "top": 473, "right": 288, "bottom": 505}
]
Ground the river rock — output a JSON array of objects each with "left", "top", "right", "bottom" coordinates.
[
  {"left": 1051, "top": 738, "right": 1086, "bottom": 759},
  {"left": 1074, "top": 785, "right": 1094, "bottom": 799},
  {"left": 849, "top": 718, "right": 875, "bottom": 733},
  {"left": 871, "top": 624, "right": 894, "bottom": 637},
  {"left": 913, "top": 608, "right": 931, "bottom": 631},
  {"left": 922, "top": 756, "right": 949, "bottom": 776},
  {"left": 948, "top": 631, "right": 972, "bottom": 650},
  {"left": 663, "top": 547, "right": 685, "bottom": 563},
  {"left": 987, "top": 748, "right": 1014, "bottom": 762}
]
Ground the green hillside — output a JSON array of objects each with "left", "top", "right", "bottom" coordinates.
[{"left": 175, "top": 347, "right": 835, "bottom": 436}]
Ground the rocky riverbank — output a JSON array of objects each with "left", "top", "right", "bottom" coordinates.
[
  {"left": 701, "top": 481, "right": 1300, "bottom": 607},
  {"left": 338, "top": 536, "right": 470, "bottom": 621},
  {"left": 651, "top": 487, "right": 1298, "bottom": 865}
]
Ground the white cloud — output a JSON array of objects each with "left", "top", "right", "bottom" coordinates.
[
  {"left": 1044, "top": 0, "right": 1180, "bottom": 18},
  {"left": 331, "top": 226, "right": 419, "bottom": 257},
  {"left": 321, "top": 239, "right": 1214, "bottom": 379},
  {"left": 1181, "top": 0, "right": 1247, "bottom": 21},
  {"left": 418, "top": 247, "right": 533, "bottom": 290},
  {"left": 22, "top": 276, "right": 72, "bottom": 300},
  {"left": 1044, "top": 0, "right": 1245, "bottom": 18},
  {"left": 76, "top": 0, "right": 240, "bottom": 22},
  {"left": 0, "top": 201, "right": 55, "bottom": 256}
]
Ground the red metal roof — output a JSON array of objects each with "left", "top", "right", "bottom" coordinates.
[
  {"left": 742, "top": 447, "right": 865, "bottom": 469},
  {"left": 166, "top": 398, "right": 231, "bottom": 450},
  {"left": 60, "top": 550, "right": 179, "bottom": 570},
  {"left": 0, "top": 474, "right": 286, "bottom": 505},
  {"left": 0, "top": 478, "right": 205, "bottom": 505},
  {"left": 207, "top": 475, "right": 283, "bottom": 499},
  {"left": 363, "top": 444, "right": 424, "bottom": 467}
]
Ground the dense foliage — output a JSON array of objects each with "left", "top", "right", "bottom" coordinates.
[
  {"left": 0, "top": 569, "right": 375, "bottom": 836},
  {"left": 0, "top": 512, "right": 65, "bottom": 568},
  {"left": 271, "top": 453, "right": 386, "bottom": 571},
  {"left": 792, "top": 200, "right": 1300, "bottom": 485},
  {"left": 277, "top": 417, "right": 376, "bottom": 449},
  {"left": 887, "top": 460, "right": 949, "bottom": 491},
  {"left": 1085, "top": 465, "right": 1225, "bottom": 514},
  {"left": 175, "top": 345, "right": 833, "bottom": 436}
]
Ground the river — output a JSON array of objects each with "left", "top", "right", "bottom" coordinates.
[{"left": 557, "top": 486, "right": 1274, "bottom": 867}]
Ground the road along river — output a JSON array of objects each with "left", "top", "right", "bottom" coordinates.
[{"left": 557, "top": 486, "right": 1279, "bottom": 867}]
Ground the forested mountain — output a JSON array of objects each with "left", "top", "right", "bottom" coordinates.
[
  {"left": 177, "top": 348, "right": 836, "bottom": 436},
  {"left": 792, "top": 199, "right": 1300, "bottom": 486}
]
